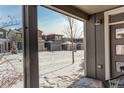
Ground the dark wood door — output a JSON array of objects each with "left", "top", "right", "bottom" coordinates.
[{"left": 110, "top": 23, "right": 124, "bottom": 78}]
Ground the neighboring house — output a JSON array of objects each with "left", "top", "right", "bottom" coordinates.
[
  {"left": 38, "top": 30, "right": 46, "bottom": 51},
  {"left": 43, "top": 34, "right": 63, "bottom": 51},
  {"left": 62, "top": 38, "right": 84, "bottom": 50},
  {"left": 0, "top": 28, "right": 84, "bottom": 53},
  {"left": 62, "top": 41, "right": 77, "bottom": 51},
  {"left": 74, "top": 38, "right": 84, "bottom": 50},
  {"left": 45, "top": 40, "right": 63, "bottom": 51},
  {"left": 76, "top": 42, "right": 84, "bottom": 50},
  {"left": 7, "top": 29, "right": 46, "bottom": 52},
  {"left": 73, "top": 38, "right": 83, "bottom": 43},
  {"left": 42, "top": 35, "right": 48, "bottom": 41},
  {"left": 43, "top": 33, "right": 63, "bottom": 39},
  {"left": 7, "top": 29, "right": 23, "bottom": 53},
  {"left": 45, "top": 34, "right": 63, "bottom": 41},
  {"left": 43, "top": 34, "right": 84, "bottom": 51},
  {"left": 0, "top": 28, "right": 8, "bottom": 53}
]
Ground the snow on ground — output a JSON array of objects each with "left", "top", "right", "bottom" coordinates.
[
  {"left": 38, "top": 51, "right": 85, "bottom": 88},
  {"left": 0, "top": 50, "right": 102, "bottom": 88}
]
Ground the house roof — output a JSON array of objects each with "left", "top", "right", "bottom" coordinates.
[
  {"left": 62, "top": 41, "right": 76, "bottom": 45},
  {"left": 9, "top": 29, "right": 22, "bottom": 33},
  {"left": 0, "top": 28, "right": 7, "bottom": 32},
  {"left": 62, "top": 41, "right": 72, "bottom": 45},
  {"left": 47, "top": 34, "right": 63, "bottom": 36}
]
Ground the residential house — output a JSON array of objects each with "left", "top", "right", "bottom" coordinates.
[
  {"left": 74, "top": 38, "right": 84, "bottom": 50},
  {"left": 62, "top": 41, "right": 77, "bottom": 51},
  {"left": 45, "top": 34, "right": 63, "bottom": 41},
  {"left": 38, "top": 30, "right": 46, "bottom": 51},
  {"left": 0, "top": 28, "right": 8, "bottom": 53},
  {"left": 43, "top": 34, "right": 63, "bottom": 51},
  {"left": 7, "top": 28, "right": 46, "bottom": 53},
  {"left": 62, "top": 38, "right": 84, "bottom": 50},
  {"left": 7, "top": 29, "right": 23, "bottom": 53},
  {"left": 76, "top": 42, "right": 84, "bottom": 50}
]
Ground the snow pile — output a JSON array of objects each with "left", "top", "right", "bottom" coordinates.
[{"left": 0, "top": 53, "right": 23, "bottom": 88}]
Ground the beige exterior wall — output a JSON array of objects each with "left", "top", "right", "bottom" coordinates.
[{"left": 38, "top": 38, "right": 46, "bottom": 51}]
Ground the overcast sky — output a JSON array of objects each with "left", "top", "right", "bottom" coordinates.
[{"left": 0, "top": 5, "right": 84, "bottom": 38}]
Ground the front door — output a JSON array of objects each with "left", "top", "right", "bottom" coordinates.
[{"left": 110, "top": 23, "right": 124, "bottom": 78}]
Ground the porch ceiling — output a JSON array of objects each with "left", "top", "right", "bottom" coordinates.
[
  {"left": 74, "top": 5, "right": 120, "bottom": 14},
  {"left": 44, "top": 5, "right": 122, "bottom": 21}
]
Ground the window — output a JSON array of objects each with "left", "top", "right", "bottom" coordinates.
[
  {"left": 116, "top": 62, "right": 124, "bottom": 72},
  {"left": 17, "top": 42, "right": 22, "bottom": 50},
  {"left": 0, "top": 32, "right": 3, "bottom": 38},
  {"left": 116, "top": 28, "right": 124, "bottom": 39},
  {"left": 116, "top": 45, "right": 124, "bottom": 55}
]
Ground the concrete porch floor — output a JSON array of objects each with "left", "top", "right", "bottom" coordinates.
[{"left": 68, "top": 77, "right": 103, "bottom": 88}]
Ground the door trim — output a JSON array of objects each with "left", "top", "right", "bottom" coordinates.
[
  {"left": 104, "top": 6, "right": 124, "bottom": 80},
  {"left": 109, "top": 20, "right": 124, "bottom": 25}
]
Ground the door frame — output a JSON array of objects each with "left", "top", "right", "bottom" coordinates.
[{"left": 104, "top": 6, "right": 124, "bottom": 80}]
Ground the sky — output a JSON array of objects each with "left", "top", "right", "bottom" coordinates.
[
  {"left": 0, "top": 5, "right": 22, "bottom": 29},
  {"left": 0, "top": 5, "right": 84, "bottom": 38}
]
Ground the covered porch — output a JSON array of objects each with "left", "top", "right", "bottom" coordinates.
[{"left": 22, "top": 5, "right": 124, "bottom": 88}]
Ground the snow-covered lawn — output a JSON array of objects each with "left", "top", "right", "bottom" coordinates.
[
  {"left": 0, "top": 50, "right": 102, "bottom": 88},
  {"left": 39, "top": 51, "right": 85, "bottom": 88}
]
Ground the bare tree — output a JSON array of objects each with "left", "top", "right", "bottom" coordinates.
[
  {"left": 63, "top": 17, "right": 83, "bottom": 64},
  {"left": 0, "top": 15, "right": 22, "bottom": 88}
]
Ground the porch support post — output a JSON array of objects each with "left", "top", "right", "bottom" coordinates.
[{"left": 23, "top": 5, "right": 39, "bottom": 88}]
